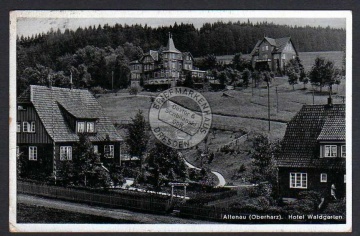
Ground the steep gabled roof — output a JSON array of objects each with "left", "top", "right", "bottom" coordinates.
[
  {"left": 250, "top": 40, "right": 262, "bottom": 56},
  {"left": 27, "top": 85, "right": 122, "bottom": 143},
  {"left": 264, "top": 37, "right": 277, "bottom": 46},
  {"left": 251, "top": 37, "right": 297, "bottom": 56},
  {"left": 276, "top": 104, "right": 345, "bottom": 169},
  {"left": 163, "top": 34, "right": 181, "bottom": 54},
  {"left": 273, "top": 37, "right": 294, "bottom": 53},
  {"left": 317, "top": 117, "right": 345, "bottom": 141}
]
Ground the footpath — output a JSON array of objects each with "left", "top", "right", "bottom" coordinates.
[{"left": 18, "top": 194, "right": 211, "bottom": 224}]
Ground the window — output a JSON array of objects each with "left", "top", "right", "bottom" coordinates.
[
  {"left": 60, "top": 146, "right": 72, "bottom": 161},
  {"left": 29, "top": 146, "right": 37, "bottom": 161},
  {"left": 104, "top": 145, "right": 114, "bottom": 158},
  {"left": 18, "top": 105, "right": 26, "bottom": 111},
  {"left": 93, "top": 145, "right": 98, "bottom": 154},
  {"left": 86, "top": 122, "right": 95, "bottom": 133},
  {"left": 77, "top": 122, "right": 85, "bottom": 133},
  {"left": 17, "top": 122, "right": 21, "bottom": 133},
  {"left": 30, "top": 121, "right": 35, "bottom": 132},
  {"left": 344, "top": 174, "right": 346, "bottom": 183},
  {"left": 16, "top": 146, "right": 19, "bottom": 157},
  {"left": 320, "top": 173, "right": 327, "bottom": 182},
  {"left": 341, "top": 145, "right": 346, "bottom": 157},
  {"left": 265, "top": 46, "right": 268, "bottom": 51},
  {"left": 325, "top": 145, "right": 337, "bottom": 157},
  {"left": 290, "top": 172, "right": 307, "bottom": 189},
  {"left": 23, "top": 122, "right": 29, "bottom": 132}
]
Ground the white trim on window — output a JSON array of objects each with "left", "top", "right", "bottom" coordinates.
[
  {"left": 29, "top": 146, "right": 37, "bottom": 161},
  {"left": 86, "top": 122, "right": 95, "bottom": 133},
  {"left": 17, "top": 122, "right": 21, "bottom": 133},
  {"left": 93, "top": 145, "right": 98, "bottom": 154},
  {"left": 30, "top": 121, "right": 35, "bottom": 132},
  {"left": 290, "top": 172, "right": 307, "bottom": 189},
  {"left": 324, "top": 145, "right": 337, "bottom": 157},
  {"left": 320, "top": 173, "right": 327, "bottom": 182},
  {"left": 104, "top": 145, "right": 114, "bottom": 158},
  {"left": 23, "top": 122, "right": 29, "bottom": 132},
  {"left": 341, "top": 145, "right": 346, "bottom": 157},
  {"left": 77, "top": 121, "right": 85, "bottom": 133},
  {"left": 60, "top": 146, "right": 72, "bottom": 161}
]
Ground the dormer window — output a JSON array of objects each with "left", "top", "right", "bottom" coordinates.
[
  {"left": 77, "top": 121, "right": 96, "bottom": 133},
  {"left": 77, "top": 121, "right": 85, "bottom": 133},
  {"left": 87, "top": 122, "right": 95, "bottom": 133},
  {"left": 324, "top": 145, "right": 337, "bottom": 157}
]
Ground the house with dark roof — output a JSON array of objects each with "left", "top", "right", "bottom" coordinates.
[
  {"left": 17, "top": 85, "right": 123, "bottom": 178},
  {"left": 276, "top": 102, "right": 346, "bottom": 199},
  {"left": 129, "top": 33, "right": 208, "bottom": 88},
  {"left": 250, "top": 36, "right": 298, "bottom": 72}
]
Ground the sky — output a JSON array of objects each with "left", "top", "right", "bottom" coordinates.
[{"left": 16, "top": 17, "right": 346, "bottom": 38}]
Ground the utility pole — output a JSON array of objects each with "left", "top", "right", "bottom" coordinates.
[
  {"left": 276, "top": 87, "right": 279, "bottom": 113},
  {"left": 267, "top": 82, "right": 270, "bottom": 132},
  {"left": 111, "top": 71, "right": 114, "bottom": 90},
  {"left": 312, "top": 85, "right": 315, "bottom": 105}
]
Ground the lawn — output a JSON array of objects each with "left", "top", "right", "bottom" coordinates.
[
  {"left": 98, "top": 76, "right": 346, "bottom": 141},
  {"left": 299, "top": 51, "right": 344, "bottom": 72},
  {"left": 97, "top": 76, "right": 346, "bottom": 185}
]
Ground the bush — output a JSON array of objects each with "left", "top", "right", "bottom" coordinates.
[
  {"left": 323, "top": 198, "right": 346, "bottom": 217},
  {"left": 90, "top": 86, "right": 107, "bottom": 94},
  {"left": 128, "top": 86, "right": 139, "bottom": 95}
]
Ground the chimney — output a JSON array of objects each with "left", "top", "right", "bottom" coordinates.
[
  {"left": 327, "top": 86, "right": 333, "bottom": 107},
  {"left": 48, "top": 74, "right": 52, "bottom": 88},
  {"left": 327, "top": 97, "right": 333, "bottom": 106},
  {"left": 70, "top": 72, "right": 73, "bottom": 89}
]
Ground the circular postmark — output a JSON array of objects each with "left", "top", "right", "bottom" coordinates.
[{"left": 149, "top": 87, "right": 212, "bottom": 149}]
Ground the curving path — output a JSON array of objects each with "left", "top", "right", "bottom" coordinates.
[{"left": 183, "top": 158, "right": 226, "bottom": 187}]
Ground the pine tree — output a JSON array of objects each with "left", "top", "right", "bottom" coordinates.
[
  {"left": 145, "top": 142, "right": 188, "bottom": 191},
  {"left": 126, "top": 110, "right": 149, "bottom": 168}
]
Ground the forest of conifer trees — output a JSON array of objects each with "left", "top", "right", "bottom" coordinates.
[{"left": 17, "top": 21, "right": 345, "bottom": 94}]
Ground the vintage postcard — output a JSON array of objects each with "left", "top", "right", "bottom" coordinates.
[{"left": 9, "top": 10, "right": 352, "bottom": 232}]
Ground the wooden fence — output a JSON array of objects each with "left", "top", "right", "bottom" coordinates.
[{"left": 18, "top": 181, "right": 171, "bottom": 214}]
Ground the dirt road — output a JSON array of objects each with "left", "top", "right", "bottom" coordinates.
[{"left": 17, "top": 194, "right": 213, "bottom": 224}]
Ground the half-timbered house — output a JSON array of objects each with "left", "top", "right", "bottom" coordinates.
[
  {"left": 250, "top": 36, "right": 298, "bottom": 72},
  {"left": 129, "top": 33, "right": 208, "bottom": 87},
  {"left": 275, "top": 101, "right": 346, "bottom": 199},
  {"left": 16, "top": 85, "right": 123, "bottom": 178}
]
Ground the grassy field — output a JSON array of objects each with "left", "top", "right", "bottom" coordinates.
[
  {"left": 97, "top": 73, "right": 346, "bottom": 185},
  {"left": 299, "top": 51, "right": 344, "bottom": 72},
  {"left": 98, "top": 77, "right": 346, "bottom": 141}
]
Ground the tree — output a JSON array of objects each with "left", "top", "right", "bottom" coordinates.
[
  {"left": 201, "top": 54, "right": 217, "bottom": 70},
  {"left": 183, "top": 71, "right": 194, "bottom": 88},
  {"left": 309, "top": 57, "right": 341, "bottom": 93},
  {"left": 248, "top": 134, "right": 280, "bottom": 185},
  {"left": 285, "top": 57, "right": 304, "bottom": 90},
  {"left": 242, "top": 69, "right": 251, "bottom": 88},
  {"left": 145, "top": 142, "right": 188, "bottom": 191},
  {"left": 126, "top": 110, "right": 149, "bottom": 168},
  {"left": 70, "top": 134, "right": 112, "bottom": 188}
]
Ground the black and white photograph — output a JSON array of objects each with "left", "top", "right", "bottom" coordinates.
[{"left": 9, "top": 10, "right": 352, "bottom": 232}]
